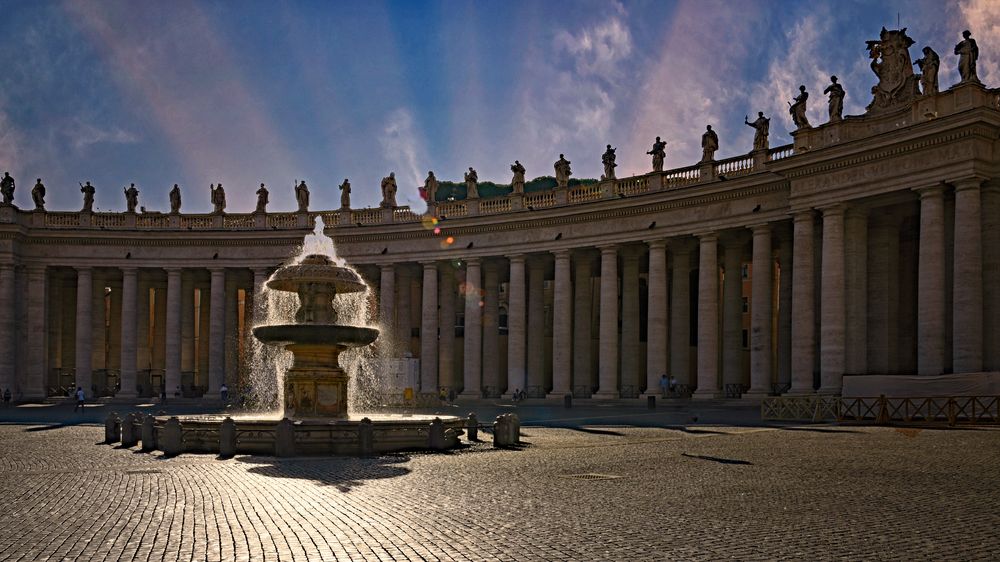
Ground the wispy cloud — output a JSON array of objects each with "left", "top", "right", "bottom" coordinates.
[
  {"left": 68, "top": 119, "right": 138, "bottom": 150},
  {"left": 957, "top": 0, "right": 1000, "bottom": 85},
  {"left": 379, "top": 108, "right": 426, "bottom": 210}
]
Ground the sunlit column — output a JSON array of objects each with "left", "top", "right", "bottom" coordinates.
[
  {"left": 620, "top": 247, "right": 641, "bottom": 397},
  {"left": 670, "top": 241, "right": 692, "bottom": 385},
  {"left": 481, "top": 261, "right": 500, "bottom": 396},
  {"left": 438, "top": 265, "right": 456, "bottom": 390},
  {"left": 722, "top": 236, "right": 744, "bottom": 391},
  {"left": 572, "top": 252, "right": 593, "bottom": 395},
  {"left": 74, "top": 267, "right": 93, "bottom": 397},
  {"left": 789, "top": 211, "right": 815, "bottom": 395},
  {"left": 420, "top": 261, "right": 439, "bottom": 393},
  {"left": 460, "top": 258, "right": 482, "bottom": 397},
  {"left": 595, "top": 245, "right": 619, "bottom": 398},
  {"left": 506, "top": 255, "right": 526, "bottom": 395},
  {"left": 747, "top": 225, "right": 772, "bottom": 397},
  {"left": 119, "top": 267, "right": 138, "bottom": 399},
  {"left": 549, "top": 250, "right": 573, "bottom": 397},
  {"left": 379, "top": 264, "right": 395, "bottom": 355},
  {"left": 207, "top": 267, "right": 225, "bottom": 399},
  {"left": 180, "top": 272, "right": 195, "bottom": 377},
  {"left": 644, "top": 240, "right": 667, "bottom": 397},
  {"left": 164, "top": 268, "right": 182, "bottom": 396},
  {"left": 694, "top": 233, "right": 720, "bottom": 398},
  {"left": 527, "top": 257, "right": 546, "bottom": 396}
]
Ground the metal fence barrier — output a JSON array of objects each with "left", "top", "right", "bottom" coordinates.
[{"left": 762, "top": 394, "right": 1000, "bottom": 426}]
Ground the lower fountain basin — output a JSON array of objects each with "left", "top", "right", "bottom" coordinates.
[{"left": 253, "top": 324, "right": 379, "bottom": 347}]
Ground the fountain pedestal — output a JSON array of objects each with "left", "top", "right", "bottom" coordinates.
[{"left": 284, "top": 344, "right": 348, "bottom": 418}]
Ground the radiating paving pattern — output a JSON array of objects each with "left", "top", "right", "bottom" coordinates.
[{"left": 0, "top": 424, "right": 997, "bottom": 561}]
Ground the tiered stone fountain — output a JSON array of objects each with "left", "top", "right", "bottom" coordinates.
[{"left": 137, "top": 222, "right": 466, "bottom": 457}]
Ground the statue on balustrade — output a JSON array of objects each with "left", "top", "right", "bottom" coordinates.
[
  {"left": 31, "top": 178, "right": 46, "bottom": 210},
  {"left": 865, "top": 27, "right": 919, "bottom": 111},
  {"left": 123, "top": 183, "right": 138, "bottom": 213},
  {"left": 954, "top": 30, "right": 980, "bottom": 84},
  {"left": 554, "top": 154, "right": 572, "bottom": 188},
  {"left": 339, "top": 179, "right": 351, "bottom": 209},
  {"left": 1, "top": 172, "right": 15, "bottom": 206},
  {"left": 423, "top": 171, "right": 438, "bottom": 202},
  {"left": 255, "top": 183, "right": 269, "bottom": 213},
  {"left": 211, "top": 183, "right": 226, "bottom": 214},
  {"left": 789, "top": 85, "right": 811, "bottom": 129},
  {"left": 700, "top": 125, "right": 719, "bottom": 162},
  {"left": 464, "top": 167, "right": 479, "bottom": 199},
  {"left": 824, "top": 75, "right": 845, "bottom": 122},
  {"left": 295, "top": 180, "right": 310, "bottom": 213},
  {"left": 80, "top": 181, "right": 95, "bottom": 212},
  {"left": 601, "top": 144, "right": 617, "bottom": 180},
  {"left": 744, "top": 112, "right": 770, "bottom": 151},
  {"left": 169, "top": 184, "right": 181, "bottom": 214},
  {"left": 647, "top": 137, "right": 667, "bottom": 172},
  {"left": 380, "top": 172, "right": 398, "bottom": 207},
  {"left": 510, "top": 161, "right": 526, "bottom": 193},
  {"left": 914, "top": 46, "right": 940, "bottom": 95}
]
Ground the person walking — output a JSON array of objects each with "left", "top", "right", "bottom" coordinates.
[
  {"left": 659, "top": 374, "right": 669, "bottom": 397},
  {"left": 220, "top": 383, "right": 229, "bottom": 403},
  {"left": 3, "top": 388, "right": 11, "bottom": 407},
  {"left": 73, "top": 387, "right": 85, "bottom": 412}
]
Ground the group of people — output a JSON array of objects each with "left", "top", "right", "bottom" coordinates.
[{"left": 658, "top": 374, "right": 680, "bottom": 397}]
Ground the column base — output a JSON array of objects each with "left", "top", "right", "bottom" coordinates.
[
  {"left": 692, "top": 390, "right": 723, "bottom": 399},
  {"left": 816, "top": 386, "right": 841, "bottom": 396},
  {"left": 592, "top": 391, "right": 620, "bottom": 400},
  {"left": 458, "top": 390, "right": 481, "bottom": 399},
  {"left": 545, "top": 391, "right": 572, "bottom": 400},
  {"left": 784, "top": 388, "right": 815, "bottom": 396}
]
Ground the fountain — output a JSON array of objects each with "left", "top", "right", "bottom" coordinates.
[{"left": 132, "top": 219, "right": 467, "bottom": 456}]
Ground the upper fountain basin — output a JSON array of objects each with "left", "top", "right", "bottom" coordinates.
[
  {"left": 253, "top": 324, "right": 379, "bottom": 347},
  {"left": 266, "top": 254, "right": 367, "bottom": 294}
]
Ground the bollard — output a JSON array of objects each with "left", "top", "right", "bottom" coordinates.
[
  {"left": 493, "top": 414, "right": 512, "bottom": 448},
  {"left": 466, "top": 413, "right": 478, "bottom": 441},
  {"left": 274, "top": 418, "right": 295, "bottom": 457},
  {"left": 141, "top": 414, "right": 157, "bottom": 452},
  {"left": 564, "top": 394, "right": 572, "bottom": 409},
  {"left": 510, "top": 413, "right": 521, "bottom": 444},
  {"left": 647, "top": 395, "right": 656, "bottom": 409},
  {"left": 105, "top": 412, "right": 121, "bottom": 444},
  {"left": 121, "top": 413, "right": 140, "bottom": 447},
  {"left": 160, "top": 417, "right": 183, "bottom": 457},
  {"left": 428, "top": 417, "right": 447, "bottom": 450},
  {"left": 358, "top": 417, "right": 374, "bottom": 456},
  {"left": 219, "top": 417, "right": 237, "bottom": 458}
]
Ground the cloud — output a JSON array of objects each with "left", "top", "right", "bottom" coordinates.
[
  {"left": 554, "top": 16, "right": 633, "bottom": 79},
  {"left": 379, "top": 108, "right": 426, "bottom": 210},
  {"left": 957, "top": 0, "right": 1000, "bottom": 85},
  {"left": 69, "top": 119, "right": 138, "bottom": 150}
]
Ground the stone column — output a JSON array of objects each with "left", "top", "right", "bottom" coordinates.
[
  {"left": 420, "top": 261, "right": 439, "bottom": 393},
  {"left": 844, "top": 209, "right": 868, "bottom": 375},
  {"left": 952, "top": 178, "right": 984, "bottom": 373},
  {"left": 136, "top": 275, "right": 151, "bottom": 377},
  {"left": 396, "top": 268, "right": 412, "bottom": 356},
  {"left": 24, "top": 266, "right": 48, "bottom": 399},
  {"left": 670, "top": 242, "right": 692, "bottom": 385},
  {"left": 819, "top": 205, "right": 846, "bottom": 394},
  {"left": 164, "top": 268, "right": 182, "bottom": 396},
  {"left": 868, "top": 216, "right": 900, "bottom": 374},
  {"left": 789, "top": 212, "right": 815, "bottom": 394},
  {"left": 180, "top": 272, "right": 195, "bottom": 377},
  {"left": 506, "top": 255, "right": 526, "bottom": 395},
  {"left": 915, "top": 185, "right": 946, "bottom": 375},
  {"left": 620, "top": 248, "right": 641, "bottom": 397},
  {"left": 777, "top": 232, "right": 793, "bottom": 388},
  {"left": 550, "top": 250, "right": 573, "bottom": 397},
  {"left": 438, "top": 265, "right": 457, "bottom": 390},
  {"left": 224, "top": 274, "right": 239, "bottom": 387},
  {"left": 74, "top": 267, "right": 94, "bottom": 397},
  {"left": 572, "top": 252, "right": 593, "bottom": 395},
  {"left": 379, "top": 264, "right": 395, "bottom": 354},
  {"left": 983, "top": 184, "right": 1000, "bottom": 371},
  {"left": 481, "top": 261, "right": 499, "bottom": 397},
  {"left": 207, "top": 268, "right": 226, "bottom": 399},
  {"left": 119, "top": 267, "right": 138, "bottom": 398},
  {"left": 90, "top": 273, "right": 106, "bottom": 374},
  {"left": 595, "top": 245, "right": 619, "bottom": 398},
  {"left": 252, "top": 269, "right": 268, "bottom": 320},
  {"left": 0, "top": 265, "right": 17, "bottom": 395},
  {"left": 694, "top": 234, "right": 721, "bottom": 398},
  {"left": 527, "top": 257, "right": 546, "bottom": 396},
  {"left": 747, "top": 225, "right": 772, "bottom": 397},
  {"left": 461, "top": 259, "right": 482, "bottom": 397},
  {"left": 722, "top": 237, "right": 744, "bottom": 391},
  {"left": 644, "top": 240, "right": 668, "bottom": 396}
]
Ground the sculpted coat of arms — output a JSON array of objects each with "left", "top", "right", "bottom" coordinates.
[{"left": 866, "top": 27, "right": 920, "bottom": 112}]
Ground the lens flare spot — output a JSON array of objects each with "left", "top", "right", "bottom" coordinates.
[
  {"left": 446, "top": 236, "right": 455, "bottom": 245},
  {"left": 433, "top": 227, "right": 441, "bottom": 235}
]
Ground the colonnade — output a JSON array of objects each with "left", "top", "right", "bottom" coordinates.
[
  {"left": 0, "top": 265, "right": 265, "bottom": 399},
  {"left": 373, "top": 178, "right": 997, "bottom": 399}
]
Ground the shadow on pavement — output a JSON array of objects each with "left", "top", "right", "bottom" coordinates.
[
  {"left": 237, "top": 453, "right": 412, "bottom": 492},
  {"left": 681, "top": 452, "right": 753, "bottom": 465},
  {"left": 776, "top": 426, "right": 863, "bottom": 434},
  {"left": 23, "top": 422, "right": 89, "bottom": 432}
]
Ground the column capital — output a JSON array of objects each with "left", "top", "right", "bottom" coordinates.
[
  {"left": 25, "top": 264, "right": 47, "bottom": 274},
  {"left": 597, "top": 244, "right": 618, "bottom": 255},
  {"left": 792, "top": 209, "right": 816, "bottom": 223},
  {"left": 668, "top": 237, "right": 696, "bottom": 253},
  {"left": 552, "top": 248, "right": 572, "bottom": 260},
  {"left": 748, "top": 222, "right": 772, "bottom": 235},
  {"left": 644, "top": 238, "right": 667, "bottom": 250},
  {"left": 420, "top": 260, "right": 438, "bottom": 269},
  {"left": 817, "top": 203, "right": 847, "bottom": 217},
  {"left": 506, "top": 253, "right": 526, "bottom": 264},
  {"left": 75, "top": 265, "right": 93, "bottom": 273},
  {"left": 209, "top": 267, "right": 225, "bottom": 275},
  {"left": 164, "top": 267, "right": 183, "bottom": 275},
  {"left": 950, "top": 176, "right": 987, "bottom": 192},
  {"left": 695, "top": 231, "right": 719, "bottom": 243},
  {"left": 913, "top": 183, "right": 947, "bottom": 198}
]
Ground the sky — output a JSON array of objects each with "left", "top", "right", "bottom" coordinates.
[{"left": 0, "top": 0, "right": 997, "bottom": 214}]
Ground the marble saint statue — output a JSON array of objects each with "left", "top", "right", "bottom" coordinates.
[
  {"left": 700, "top": 125, "right": 719, "bottom": 162},
  {"left": 124, "top": 183, "right": 139, "bottom": 213},
  {"left": 824, "top": 75, "right": 845, "bottom": 122},
  {"left": 914, "top": 46, "right": 940, "bottom": 95},
  {"left": 295, "top": 180, "right": 310, "bottom": 213},
  {"left": 464, "top": 167, "right": 479, "bottom": 199},
  {"left": 554, "top": 154, "right": 572, "bottom": 188},
  {"left": 744, "top": 113, "right": 770, "bottom": 151},
  {"left": 255, "top": 183, "right": 269, "bottom": 213},
  {"left": 211, "top": 183, "right": 226, "bottom": 214},
  {"left": 169, "top": 184, "right": 182, "bottom": 214},
  {"left": 339, "top": 179, "right": 351, "bottom": 209},
  {"left": 954, "top": 30, "right": 979, "bottom": 83},
  {"left": 423, "top": 171, "right": 438, "bottom": 203},
  {"left": 647, "top": 137, "right": 667, "bottom": 172},
  {"left": 380, "top": 172, "right": 398, "bottom": 208},
  {"left": 510, "top": 161, "right": 526, "bottom": 194},
  {"left": 601, "top": 144, "right": 617, "bottom": 180},
  {"left": 1, "top": 172, "right": 16, "bottom": 206},
  {"left": 789, "top": 85, "right": 811, "bottom": 129},
  {"left": 80, "top": 181, "right": 95, "bottom": 212},
  {"left": 31, "top": 178, "right": 46, "bottom": 210}
]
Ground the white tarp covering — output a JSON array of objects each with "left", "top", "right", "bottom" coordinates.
[{"left": 842, "top": 372, "right": 1000, "bottom": 397}]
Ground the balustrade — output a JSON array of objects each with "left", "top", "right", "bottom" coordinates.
[
  {"left": 137, "top": 214, "right": 172, "bottom": 228},
  {"left": 714, "top": 154, "right": 754, "bottom": 178},
  {"left": 222, "top": 215, "right": 255, "bottom": 228},
  {"left": 92, "top": 213, "right": 127, "bottom": 228},
  {"left": 266, "top": 213, "right": 297, "bottom": 228},
  {"left": 479, "top": 198, "right": 512, "bottom": 215},
  {"left": 392, "top": 207, "right": 421, "bottom": 222},
  {"left": 568, "top": 184, "right": 602, "bottom": 203},
  {"left": 180, "top": 216, "right": 214, "bottom": 229},
  {"left": 662, "top": 165, "right": 700, "bottom": 188},
  {"left": 524, "top": 192, "right": 557, "bottom": 208},
  {"left": 44, "top": 212, "right": 80, "bottom": 227},
  {"left": 436, "top": 201, "right": 468, "bottom": 217},
  {"left": 769, "top": 143, "right": 794, "bottom": 161},
  {"left": 615, "top": 177, "right": 648, "bottom": 196}
]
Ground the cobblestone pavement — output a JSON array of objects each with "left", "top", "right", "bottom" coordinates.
[{"left": 0, "top": 420, "right": 997, "bottom": 561}]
